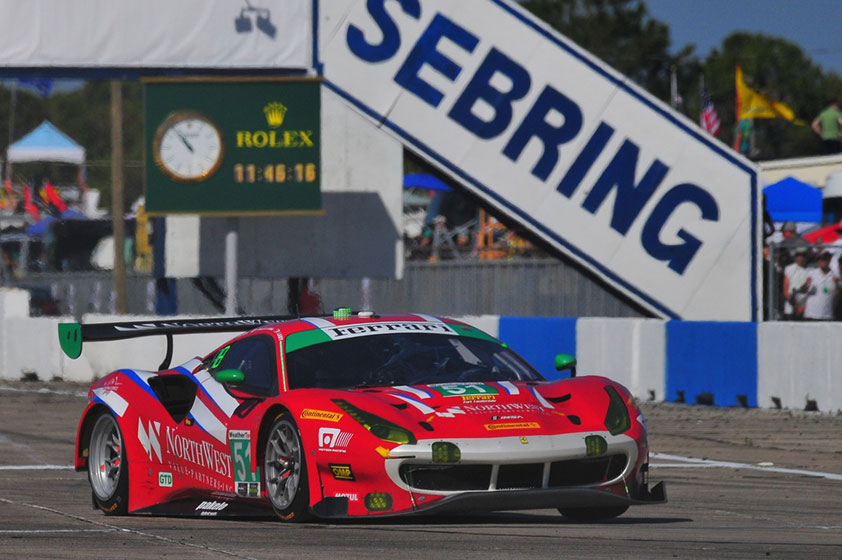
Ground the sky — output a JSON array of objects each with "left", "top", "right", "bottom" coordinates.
[{"left": 646, "top": 0, "right": 842, "bottom": 75}]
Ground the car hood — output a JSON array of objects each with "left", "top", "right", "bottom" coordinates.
[{"left": 315, "top": 379, "right": 614, "bottom": 438}]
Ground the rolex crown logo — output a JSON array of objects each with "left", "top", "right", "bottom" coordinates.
[{"left": 263, "top": 102, "right": 288, "bottom": 128}]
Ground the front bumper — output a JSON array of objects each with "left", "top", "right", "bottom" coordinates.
[{"left": 312, "top": 481, "right": 667, "bottom": 518}]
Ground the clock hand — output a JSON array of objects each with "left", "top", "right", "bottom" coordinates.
[{"left": 178, "top": 133, "right": 194, "bottom": 153}]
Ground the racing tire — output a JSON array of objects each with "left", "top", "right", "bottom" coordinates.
[
  {"left": 263, "top": 414, "right": 311, "bottom": 522},
  {"left": 87, "top": 412, "right": 129, "bottom": 515},
  {"left": 558, "top": 505, "right": 629, "bottom": 522}
]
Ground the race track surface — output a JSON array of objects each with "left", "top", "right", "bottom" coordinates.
[{"left": 1, "top": 382, "right": 840, "bottom": 559}]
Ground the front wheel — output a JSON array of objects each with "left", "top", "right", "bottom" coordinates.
[
  {"left": 558, "top": 505, "right": 629, "bottom": 522},
  {"left": 88, "top": 412, "right": 129, "bottom": 515},
  {"left": 263, "top": 414, "right": 311, "bottom": 522}
]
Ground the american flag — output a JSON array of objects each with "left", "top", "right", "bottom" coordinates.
[{"left": 700, "top": 85, "right": 721, "bottom": 136}]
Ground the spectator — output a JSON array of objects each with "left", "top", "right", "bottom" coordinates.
[
  {"left": 812, "top": 99, "right": 842, "bottom": 154},
  {"left": 804, "top": 251, "right": 839, "bottom": 320},
  {"left": 782, "top": 247, "right": 810, "bottom": 320}
]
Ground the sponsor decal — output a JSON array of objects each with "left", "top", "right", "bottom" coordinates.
[
  {"left": 196, "top": 500, "right": 229, "bottom": 516},
  {"left": 461, "top": 394, "right": 496, "bottom": 403},
  {"left": 335, "top": 492, "right": 358, "bottom": 501},
  {"left": 170, "top": 463, "right": 229, "bottom": 492},
  {"left": 329, "top": 463, "right": 355, "bottom": 481},
  {"left": 435, "top": 407, "right": 466, "bottom": 418},
  {"left": 318, "top": 427, "right": 353, "bottom": 452},
  {"left": 158, "top": 471, "right": 173, "bottom": 487},
  {"left": 430, "top": 383, "right": 498, "bottom": 397},
  {"left": 228, "top": 430, "right": 260, "bottom": 495},
  {"left": 300, "top": 409, "right": 343, "bottom": 422},
  {"left": 322, "top": 321, "right": 456, "bottom": 340},
  {"left": 137, "top": 419, "right": 163, "bottom": 463},
  {"left": 491, "top": 415, "right": 523, "bottom": 421},
  {"left": 462, "top": 402, "right": 548, "bottom": 415},
  {"left": 164, "top": 427, "right": 232, "bottom": 477},
  {"left": 484, "top": 422, "right": 541, "bottom": 431}
]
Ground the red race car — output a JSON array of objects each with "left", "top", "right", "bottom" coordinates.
[{"left": 59, "top": 310, "right": 665, "bottom": 522}]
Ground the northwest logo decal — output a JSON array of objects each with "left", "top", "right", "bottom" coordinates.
[{"left": 137, "top": 419, "right": 162, "bottom": 463}]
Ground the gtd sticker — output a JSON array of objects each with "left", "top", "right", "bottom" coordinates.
[{"left": 158, "top": 472, "right": 173, "bottom": 487}]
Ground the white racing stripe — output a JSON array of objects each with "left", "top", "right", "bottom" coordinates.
[
  {"left": 93, "top": 388, "right": 129, "bottom": 417},
  {"left": 189, "top": 397, "right": 228, "bottom": 444},
  {"left": 651, "top": 452, "right": 842, "bottom": 481}
]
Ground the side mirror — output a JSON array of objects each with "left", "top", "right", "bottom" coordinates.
[
  {"left": 213, "top": 369, "right": 245, "bottom": 385},
  {"left": 554, "top": 353, "right": 577, "bottom": 378}
]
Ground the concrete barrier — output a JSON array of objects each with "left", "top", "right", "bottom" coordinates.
[
  {"left": 1, "top": 299, "right": 840, "bottom": 413},
  {"left": 576, "top": 318, "right": 665, "bottom": 401},
  {"left": 498, "top": 317, "right": 577, "bottom": 381},
  {"left": 758, "top": 322, "right": 842, "bottom": 413},
  {"left": 665, "top": 321, "right": 758, "bottom": 407}
]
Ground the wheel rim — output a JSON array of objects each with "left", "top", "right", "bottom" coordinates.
[
  {"left": 264, "top": 420, "right": 302, "bottom": 510},
  {"left": 89, "top": 414, "right": 123, "bottom": 500}
]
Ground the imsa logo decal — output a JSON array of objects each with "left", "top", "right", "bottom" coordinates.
[{"left": 329, "top": 463, "right": 355, "bottom": 481}]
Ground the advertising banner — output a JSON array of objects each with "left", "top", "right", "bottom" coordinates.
[
  {"left": 319, "top": 0, "right": 760, "bottom": 320},
  {"left": 0, "top": 0, "right": 310, "bottom": 69},
  {"left": 145, "top": 79, "right": 321, "bottom": 215}
]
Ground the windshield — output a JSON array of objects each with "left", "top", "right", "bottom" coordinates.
[{"left": 285, "top": 332, "right": 543, "bottom": 390}]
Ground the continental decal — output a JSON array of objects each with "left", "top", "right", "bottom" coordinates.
[
  {"left": 300, "top": 409, "right": 343, "bottom": 422},
  {"left": 484, "top": 422, "right": 541, "bottom": 431}
]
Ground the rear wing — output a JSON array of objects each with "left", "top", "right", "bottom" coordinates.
[{"left": 58, "top": 315, "right": 297, "bottom": 370}]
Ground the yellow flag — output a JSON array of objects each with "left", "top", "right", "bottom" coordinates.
[{"left": 736, "top": 66, "right": 804, "bottom": 124}]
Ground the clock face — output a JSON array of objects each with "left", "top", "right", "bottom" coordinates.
[{"left": 153, "top": 112, "right": 224, "bottom": 182}]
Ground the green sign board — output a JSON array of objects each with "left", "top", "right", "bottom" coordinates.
[{"left": 144, "top": 78, "right": 321, "bottom": 215}]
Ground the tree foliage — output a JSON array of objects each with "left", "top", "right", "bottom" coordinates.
[
  {"left": 522, "top": 0, "right": 842, "bottom": 160},
  {"left": 521, "top": 0, "right": 699, "bottom": 99},
  {"left": 0, "top": 80, "right": 143, "bottom": 210}
]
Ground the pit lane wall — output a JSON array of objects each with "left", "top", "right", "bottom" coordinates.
[{"left": 0, "top": 290, "right": 838, "bottom": 412}]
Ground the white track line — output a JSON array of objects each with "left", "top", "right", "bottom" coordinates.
[
  {"left": 651, "top": 452, "right": 842, "bottom": 481},
  {"left": 0, "top": 465, "right": 74, "bottom": 471},
  {"left": 0, "top": 385, "right": 88, "bottom": 398}
]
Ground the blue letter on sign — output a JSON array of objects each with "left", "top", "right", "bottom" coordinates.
[
  {"left": 582, "top": 139, "right": 668, "bottom": 235},
  {"left": 347, "top": 0, "right": 421, "bottom": 63},
  {"left": 641, "top": 183, "right": 719, "bottom": 275},
  {"left": 394, "top": 13, "right": 479, "bottom": 107},
  {"left": 448, "top": 48, "right": 531, "bottom": 139},
  {"left": 502, "top": 85, "right": 583, "bottom": 181}
]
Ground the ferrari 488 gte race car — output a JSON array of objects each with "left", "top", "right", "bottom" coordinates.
[{"left": 59, "top": 310, "right": 665, "bottom": 522}]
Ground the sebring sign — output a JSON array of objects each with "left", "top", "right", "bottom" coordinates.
[{"left": 320, "top": 0, "right": 759, "bottom": 320}]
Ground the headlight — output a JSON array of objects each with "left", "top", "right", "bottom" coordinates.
[
  {"left": 332, "top": 399, "right": 417, "bottom": 444},
  {"left": 603, "top": 386, "right": 631, "bottom": 435}
]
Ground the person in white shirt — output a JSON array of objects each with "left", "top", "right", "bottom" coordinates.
[
  {"left": 804, "top": 251, "right": 839, "bottom": 320},
  {"left": 783, "top": 247, "right": 810, "bottom": 319}
]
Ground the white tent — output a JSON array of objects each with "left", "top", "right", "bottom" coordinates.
[{"left": 6, "top": 120, "right": 85, "bottom": 164}]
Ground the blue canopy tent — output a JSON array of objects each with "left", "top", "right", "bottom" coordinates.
[
  {"left": 6, "top": 120, "right": 85, "bottom": 165},
  {"left": 763, "top": 176, "right": 823, "bottom": 223}
]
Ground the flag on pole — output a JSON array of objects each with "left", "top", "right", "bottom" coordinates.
[
  {"left": 670, "top": 66, "right": 683, "bottom": 110},
  {"left": 735, "top": 66, "right": 803, "bottom": 124},
  {"left": 17, "top": 77, "right": 53, "bottom": 98},
  {"left": 700, "top": 82, "right": 721, "bottom": 136},
  {"left": 44, "top": 181, "right": 67, "bottom": 213},
  {"left": 23, "top": 185, "right": 40, "bottom": 222}
]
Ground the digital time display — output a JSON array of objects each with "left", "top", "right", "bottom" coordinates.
[{"left": 233, "top": 163, "right": 317, "bottom": 184}]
